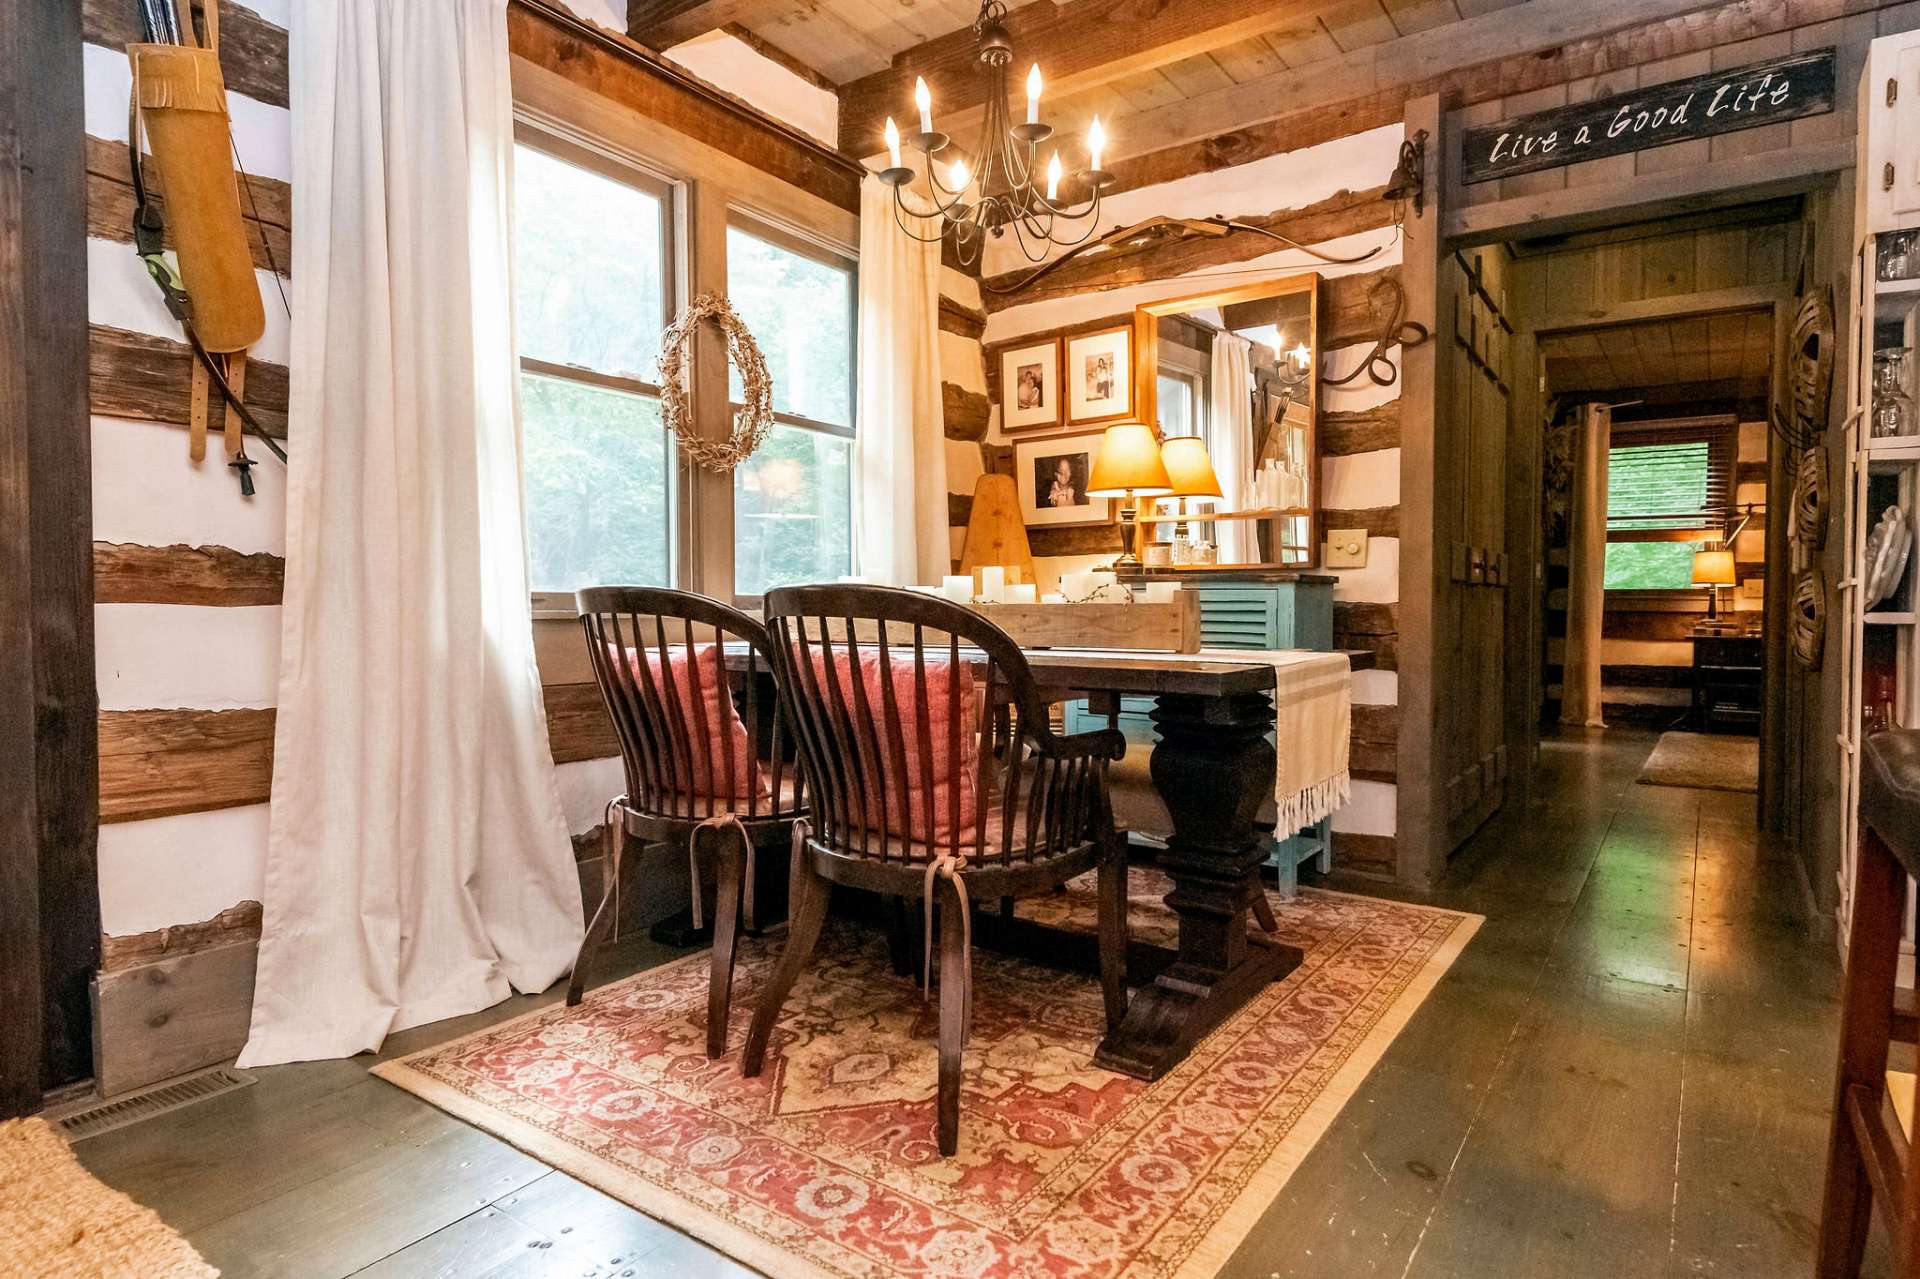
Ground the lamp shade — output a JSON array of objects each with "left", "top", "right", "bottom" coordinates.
[
  {"left": 1691, "top": 548, "right": 1736, "bottom": 587},
  {"left": 1160, "top": 436, "right": 1223, "bottom": 499},
  {"left": 1086, "top": 423, "right": 1172, "bottom": 497}
]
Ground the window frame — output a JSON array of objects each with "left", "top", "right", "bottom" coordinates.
[
  {"left": 725, "top": 210, "right": 859, "bottom": 604},
  {"left": 513, "top": 122, "right": 682, "bottom": 615},
  {"left": 1601, "top": 414, "right": 1739, "bottom": 599}
]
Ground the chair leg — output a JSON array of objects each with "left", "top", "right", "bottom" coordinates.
[
  {"left": 936, "top": 874, "right": 969, "bottom": 1157},
  {"left": 1251, "top": 885, "right": 1279, "bottom": 934},
  {"left": 1816, "top": 826, "right": 1906, "bottom": 1279},
  {"left": 1096, "top": 831, "right": 1129, "bottom": 1033},
  {"left": 885, "top": 896, "right": 917, "bottom": 977},
  {"left": 742, "top": 855, "right": 831, "bottom": 1078},
  {"left": 568, "top": 819, "right": 626, "bottom": 1007},
  {"left": 706, "top": 826, "right": 747, "bottom": 1059}
]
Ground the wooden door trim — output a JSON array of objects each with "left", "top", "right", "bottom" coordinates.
[{"left": 0, "top": 0, "right": 98, "bottom": 1114}]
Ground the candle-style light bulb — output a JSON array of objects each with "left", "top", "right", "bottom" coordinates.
[
  {"left": 949, "top": 157, "right": 970, "bottom": 191},
  {"left": 1026, "top": 64, "right": 1042, "bottom": 125},
  {"left": 1087, "top": 114, "right": 1107, "bottom": 172},
  {"left": 1289, "top": 343, "right": 1311, "bottom": 373},
  {"left": 884, "top": 116, "right": 902, "bottom": 169},
  {"left": 1046, "top": 152, "right": 1062, "bottom": 201},
  {"left": 914, "top": 76, "right": 933, "bottom": 134}
]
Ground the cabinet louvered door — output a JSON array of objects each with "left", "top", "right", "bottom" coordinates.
[{"left": 1198, "top": 588, "right": 1280, "bottom": 649}]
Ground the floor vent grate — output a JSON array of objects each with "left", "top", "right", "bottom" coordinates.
[{"left": 55, "top": 1067, "right": 258, "bottom": 1142}]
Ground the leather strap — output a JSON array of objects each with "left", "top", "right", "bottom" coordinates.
[
  {"left": 687, "top": 812, "right": 755, "bottom": 933},
  {"left": 920, "top": 854, "right": 972, "bottom": 1031}
]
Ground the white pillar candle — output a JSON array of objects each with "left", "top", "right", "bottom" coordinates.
[
  {"left": 1143, "top": 582, "right": 1179, "bottom": 604},
  {"left": 942, "top": 574, "right": 973, "bottom": 604},
  {"left": 1088, "top": 570, "right": 1118, "bottom": 600},
  {"left": 1058, "top": 571, "right": 1092, "bottom": 600},
  {"left": 1041, "top": 592, "right": 1066, "bottom": 604},
  {"left": 979, "top": 565, "right": 1006, "bottom": 602},
  {"left": 1006, "top": 583, "right": 1037, "bottom": 604}
]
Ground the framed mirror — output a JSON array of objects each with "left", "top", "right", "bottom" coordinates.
[{"left": 1132, "top": 272, "right": 1321, "bottom": 570}]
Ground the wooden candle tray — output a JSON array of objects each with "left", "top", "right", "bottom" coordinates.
[{"left": 966, "top": 591, "right": 1199, "bottom": 653}]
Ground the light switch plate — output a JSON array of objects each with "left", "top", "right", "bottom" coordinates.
[{"left": 1325, "top": 528, "right": 1369, "bottom": 568}]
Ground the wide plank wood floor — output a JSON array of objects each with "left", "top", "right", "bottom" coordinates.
[{"left": 76, "top": 728, "right": 1867, "bottom": 1277}]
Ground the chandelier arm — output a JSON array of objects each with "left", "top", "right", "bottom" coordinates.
[{"left": 891, "top": 193, "right": 958, "bottom": 246}]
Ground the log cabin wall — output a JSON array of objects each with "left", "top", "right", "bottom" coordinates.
[
  {"left": 75, "top": 0, "right": 872, "bottom": 1094},
  {"left": 972, "top": 125, "right": 1409, "bottom": 881}
]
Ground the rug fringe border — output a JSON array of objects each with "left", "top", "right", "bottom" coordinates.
[{"left": 374, "top": 902, "right": 1485, "bottom": 1279}]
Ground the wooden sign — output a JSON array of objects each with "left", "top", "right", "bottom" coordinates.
[{"left": 1460, "top": 49, "right": 1835, "bottom": 186}]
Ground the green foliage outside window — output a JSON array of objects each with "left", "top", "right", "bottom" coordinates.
[
  {"left": 521, "top": 374, "right": 670, "bottom": 592},
  {"left": 733, "top": 424, "right": 852, "bottom": 596},
  {"left": 1603, "top": 441, "right": 1714, "bottom": 591}
]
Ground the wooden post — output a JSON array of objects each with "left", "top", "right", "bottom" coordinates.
[
  {"left": 1395, "top": 93, "right": 1444, "bottom": 889},
  {"left": 0, "top": 0, "right": 98, "bottom": 1114},
  {"left": 682, "top": 182, "right": 737, "bottom": 599}
]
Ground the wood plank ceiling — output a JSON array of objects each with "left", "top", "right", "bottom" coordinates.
[
  {"left": 1539, "top": 309, "right": 1774, "bottom": 405},
  {"left": 643, "top": 0, "right": 1530, "bottom": 145}
]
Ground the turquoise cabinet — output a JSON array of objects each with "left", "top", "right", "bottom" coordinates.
[{"left": 1065, "top": 576, "right": 1338, "bottom": 894}]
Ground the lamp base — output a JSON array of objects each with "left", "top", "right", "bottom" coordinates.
[{"left": 1106, "top": 495, "right": 1142, "bottom": 572}]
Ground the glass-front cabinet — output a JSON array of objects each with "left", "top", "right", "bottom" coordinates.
[{"left": 1840, "top": 30, "right": 1920, "bottom": 905}]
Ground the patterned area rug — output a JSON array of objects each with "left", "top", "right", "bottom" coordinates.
[
  {"left": 376, "top": 872, "right": 1479, "bottom": 1279},
  {"left": 0, "top": 1116, "right": 217, "bottom": 1278}
]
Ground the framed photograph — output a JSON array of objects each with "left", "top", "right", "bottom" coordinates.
[
  {"left": 999, "top": 339, "right": 1062, "bottom": 431},
  {"left": 1066, "top": 326, "right": 1132, "bottom": 425},
  {"left": 1015, "top": 430, "right": 1112, "bottom": 528}
]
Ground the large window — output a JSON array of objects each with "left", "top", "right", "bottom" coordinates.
[
  {"left": 1602, "top": 420, "right": 1736, "bottom": 592},
  {"left": 726, "top": 220, "right": 856, "bottom": 596},
  {"left": 514, "top": 132, "right": 674, "bottom": 597}
]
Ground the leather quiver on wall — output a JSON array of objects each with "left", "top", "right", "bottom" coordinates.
[{"left": 128, "top": 42, "right": 264, "bottom": 354}]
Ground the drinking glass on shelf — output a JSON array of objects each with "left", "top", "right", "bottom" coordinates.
[
  {"left": 1872, "top": 348, "right": 1915, "bottom": 439},
  {"left": 1879, "top": 228, "right": 1918, "bottom": 281}
]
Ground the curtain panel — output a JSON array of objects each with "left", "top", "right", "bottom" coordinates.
[
  {"left": 240, "top": 0, "right": 582, "bottom": 1067},
  {"left": 852, "top": 176, "right": 947, "bottom": 586}
]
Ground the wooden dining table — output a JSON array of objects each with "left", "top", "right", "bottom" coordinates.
[
  {"left": 689, "top": 642, "right": 1372, "bottom": 1082},
  {"left": 1006, "top": 646, "right": 1370, "bottom": 1080}
]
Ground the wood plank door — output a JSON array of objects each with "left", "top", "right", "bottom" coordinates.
[{"left": 1437, "top": 248, "right": 1514, "bottom": 852}]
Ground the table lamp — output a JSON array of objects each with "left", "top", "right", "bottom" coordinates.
[
  {"left": 1159, "top": 436, "right": 1223, "bottom": 548},
  {"left": 1692, "top": 545, "right": 1736, "bottom": 620},
  {"left": 1087, "top": 422, "right": 1172, "bottom": 570}
]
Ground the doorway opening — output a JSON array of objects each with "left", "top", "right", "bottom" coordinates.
[{"left": 1436, "top": 196, "right": 1805, "bottom": 856}]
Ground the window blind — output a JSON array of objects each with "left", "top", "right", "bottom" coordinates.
[{"left": 1604, "top": 420, "right": 1736, "bottom": 540}]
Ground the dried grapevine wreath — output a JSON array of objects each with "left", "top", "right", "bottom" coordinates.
[{"left": 656, "top": 292, "right": 775, "bottom": 472}]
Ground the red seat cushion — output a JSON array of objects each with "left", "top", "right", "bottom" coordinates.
[
  {"left": 806, "top": 647, "right": 980, "bottom": 848},
  {"left": 614, "top": 644, "right": 765, "bottom": 801}
]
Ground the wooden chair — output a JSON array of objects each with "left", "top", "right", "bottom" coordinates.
[
  {"left": 745, "top": 584, "right": 1130, "bottom": 1156},
  {"left": 1817, "top": 728, "right": 1920, "bottom": 1277},
  {"left": 570, "top": 586, "right": 805, "bottom": 1059}
]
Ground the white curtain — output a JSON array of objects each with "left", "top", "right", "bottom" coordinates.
[
  {"left": 1561, "top": 402, "right": 1611, "bottom": 729},
  {"left": 239, "top": 0, "right": 582, "bottom": 1067},
  {"left": 853, "top": 175, "right": 947, "bottom": 586},
  {"left": 1209, "top": 332, "right": 1256, "bottom": 562}
]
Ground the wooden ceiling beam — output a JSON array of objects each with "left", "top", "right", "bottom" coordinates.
[
  {"left": 627, "top": 0, "right": 759, "bottom": 50},
  {"left": 837, "top": 0, "right": 1325, "bottom": 155}
]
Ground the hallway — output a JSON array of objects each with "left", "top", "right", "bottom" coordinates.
[
  {"left": 1236, "top": 727, "right": 1845, "bottom": 1277},
  {"left": 72, "top": 729, "right": 1852, "bottom": 1277}
]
